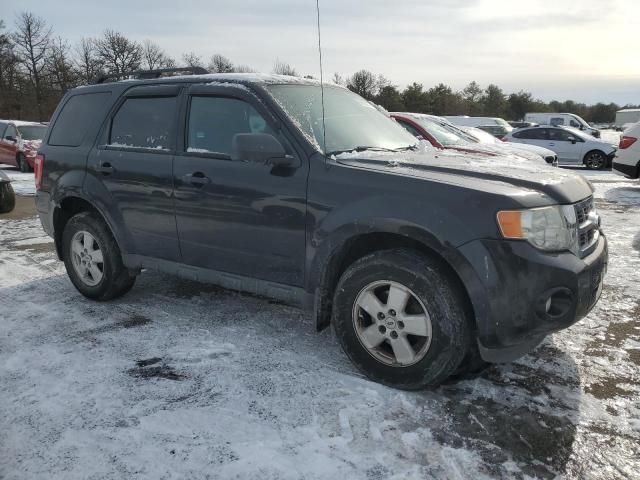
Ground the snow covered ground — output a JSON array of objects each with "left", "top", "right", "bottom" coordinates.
[
  {"left": 0, "top": 169, "right": 638, "bottom": 479},
  {"left": 1, "top": 165, "right": 36, "bottom": 196}
]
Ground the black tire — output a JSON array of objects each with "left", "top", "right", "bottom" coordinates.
[
  {"left": 584, "top": 150, "right": 608, "bottom": 170},
  {"left": 62, "top": 211, "right": 136, "bottom": 300},
  {"left": 17, "top": 153, "right": 31, "bottom": 173},
  {"left": 0, "top": 182, "right": 15, "bottom": 214},
  {"left": 332, "top": 249, "right": 471, "bottom": 390}
]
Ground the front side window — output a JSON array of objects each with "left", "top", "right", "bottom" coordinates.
[
  {"left": 187, "top": 96, "right": 275, "bottom": 156},
  {"left": 4, "top": 125, "right": 17, "bottom": 140},
  {"left": 267, "top": 84, "right": 416, "bottom": 155},
  {"left": 110, "top": 96, "right": 177, "bottom": 150},
  {"left": 396, "top": 120, "right": 422, "bottom": 139},
  {"left": 514, "top": 128, "right": 548, "bottom": 140},
  {"left": 549, "top": 129, "right": 577, "bottom": 142},
  {"left": 569, "top": 119, "right": 581, "bottom": 128}
]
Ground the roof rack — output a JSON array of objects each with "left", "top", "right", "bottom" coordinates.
[{"left": 92, "top": 67, "right": 210, "bottom": 85}]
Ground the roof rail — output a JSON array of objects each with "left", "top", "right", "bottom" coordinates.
[{"left": 92, "top": 67, "right": 210, "bottom": 85}]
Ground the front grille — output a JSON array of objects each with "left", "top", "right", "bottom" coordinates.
[{"left": 574, "top": 196, "right": 599, "bottom": 256}]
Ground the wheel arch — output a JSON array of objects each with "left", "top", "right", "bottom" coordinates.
[
  {"left": 52, "top": 195, "right": 126, "bottom": 261},
  {"left": 312, "top": 229, "right": 476, "bottom": 334}
]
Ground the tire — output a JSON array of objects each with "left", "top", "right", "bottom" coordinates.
[
  {"left": 62, "top": 211, "right": 136, "bottom": 300},
  {"left": 332, "top": 249, "right": 471, "bottom": 390},
  {"left": 17, "top": 153, "right": 31, "bottom": 173},
  {"left": 584, "top": 150, "right": 608, "bottom": 170},
  {"left": 0, "top": 182, "right": 15, "bottom": 214}
]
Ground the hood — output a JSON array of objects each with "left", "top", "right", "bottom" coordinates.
[
  {"left": 503, "top": 142, "right": 555, "bottom": 157},
  {"left": 334, "top": 148, "right": 593, "bottom": 204},
  {"left": 449, "top": 143, "right": 546, "bottom": 165}
]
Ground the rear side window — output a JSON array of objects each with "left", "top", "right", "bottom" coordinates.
[
  {"left": 187, "top": 96, "right": 275, "bottom": 156},
  {"left": 49, "top": 92, "right": 112, "bottom": 146},
  {"left": 110, "top": 96, "right": 178, "bottom": 150},
  {"left": 550, "top": 117, "right": 565, "bottom": 126},
  {"left": 513, "top": 128, "right": 547, "bottom": 140}
]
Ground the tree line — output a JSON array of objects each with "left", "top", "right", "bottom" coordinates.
[{"left": 0, "top": 12, "right": 636, "bottom": 123}]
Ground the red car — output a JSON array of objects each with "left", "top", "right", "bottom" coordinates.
[{"left": 0, "top": 120, "right": 48, "bottom": 172}]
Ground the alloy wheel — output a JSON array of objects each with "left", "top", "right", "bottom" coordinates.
[
  {"left": 352, "top": 280, "right": 432, "bottom": 367},
  {"left": 70, "top": 231, "right": 104, "bottom": 287}
]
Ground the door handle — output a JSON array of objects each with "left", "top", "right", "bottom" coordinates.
[
  {"left": 97, "top": 162, "right": 114, "bottom": 174},
  {"left": 182, "top": 172, "right": 210, "bottom": 186}
]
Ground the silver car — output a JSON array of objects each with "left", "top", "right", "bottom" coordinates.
[{"left": 504, "top": 126, "right": 616, "bottom": 169}]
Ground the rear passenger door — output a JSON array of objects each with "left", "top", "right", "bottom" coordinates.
[
  {"left": 173, "top": 85, "right": 308, "bottom": 287},
  {"left": 90, "top": 85, "right": 182, "bottom": 262}
]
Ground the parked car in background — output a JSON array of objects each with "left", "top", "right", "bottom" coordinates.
[
  {"left": 476, "top": 124, "right": 513, "bottom": 139},
  {"left": 391, "top": 113, "right": 555, "bottom": 166},
  {"left": 505, "top": 126, "right": 616, "bottom": 169},
  {"left": 35, "top": 71, "right": 607, "bottom": 389},
  {"left": 444, "top": 116, "right": 512, "bottom": 130},
  {"left": 524, "top": 113, "right": 600, "bottom": 138},
  {"left": 459, "top": 126, "right": 558, "bottom": 166},
  {"left": 0, "top": 169, "right": 15, "bottom": 214},
  {"left": 614, "top": 109, "right": 640, "bottom": 129},
  {"left": 509, "top": 121, "right": 538, "bottom": 129},
  {"left": 0, "top": 120, "right": 48, "bottom": 172},
  {"left": 613, "top": 122, "right": 640, "bottom": 179}
]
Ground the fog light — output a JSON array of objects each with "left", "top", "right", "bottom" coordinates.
[{"left": 536, "top": 287, "right": 574, "bottom": 320}]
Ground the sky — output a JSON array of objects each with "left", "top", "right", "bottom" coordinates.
[{"left": 2, "top": 0, "right": 639, "bottom": 105}]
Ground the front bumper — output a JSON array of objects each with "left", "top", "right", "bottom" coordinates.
[{"left": 458, "top": 234, "right": 608, "bottom": 362}]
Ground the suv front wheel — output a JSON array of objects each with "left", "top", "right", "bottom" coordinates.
[
  {"left": 332, "top": 249, "right": 471, "bottom": 390},
  {"left": 62, "top": 212, "right": 136, "bottom": 300}
]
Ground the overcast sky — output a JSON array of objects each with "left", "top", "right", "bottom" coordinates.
[{"left": 2, "top": 0, "right": 639, "bottom": 104}]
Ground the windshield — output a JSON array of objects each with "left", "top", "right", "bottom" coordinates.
[
  {"left": 266, "top": 85, "right": 416, "bottom": 154},
  {"left": 412, "top": 117, "right": 473, "bottom": 146},
  {"left": 17, "top": 125, "right": 46, "bottom": 141}
]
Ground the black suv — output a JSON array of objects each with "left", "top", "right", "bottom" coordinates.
[{"left": 35, "top": 71, "right": 608, "bottom": 389}]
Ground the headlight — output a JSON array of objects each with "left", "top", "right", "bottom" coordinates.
[{"left": 497, "top": 205, "right": 578, "bottom": 254}]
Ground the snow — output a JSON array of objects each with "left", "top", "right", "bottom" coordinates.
[
  {"left": 0, "top": 119, "right": 46, "bottom": 127},
  {"left": 1, "top": 171, "right": 638, "bottom": 479},
  {"left": 0, "top": 166, "right": 36, "bottom": 196}
]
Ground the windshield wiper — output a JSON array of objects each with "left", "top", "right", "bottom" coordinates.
[{"left": 327, "top": 145, "right": 416, "bottom": 156}]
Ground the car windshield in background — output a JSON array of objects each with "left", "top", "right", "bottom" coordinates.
[
  {"left": 18, "top": 125, "right": 46, "bottom": 141},
  {"left": 413, "top": 117, "right": 472, "bottom": 146},
  {"left": 467, "top": 128, "right": 500, "bottom": 144},
  {"left": 266, "top": 85, "right": 416, "bottom": 155}
]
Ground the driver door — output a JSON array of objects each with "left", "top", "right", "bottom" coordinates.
[
  {"left": 547, "top": 128, "right": 582, "bottom": 163},
  {"left": 173, "top": 85, "right": 308, "bottom": 287}
]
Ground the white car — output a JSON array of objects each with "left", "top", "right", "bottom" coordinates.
[
  {"left": 504, "top": 126, "right": 616, "bottom": 170},
  {"left": 613, "top": 122, "right": 640, "bottom": 179},
  {"left": 459, "top": 126, "right": 558, "bottom": 166}
]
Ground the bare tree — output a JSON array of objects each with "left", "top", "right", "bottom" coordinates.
[
  {"left": 141, "top": 39, "right": 173, "bottom": 70},
  {"left": 95, "top": 30, "right": 142, "bottom": 76},
  {"left": 47, "top": 37, "right": 76, "bottom": 92},
  {"left": 181, "top": 52, "right": 203, "bottom": 69},
  {"left": 12, "top": 12, "right": 52, "bottom": 120},
  {"left": 346, "top": 69, "right": 377, "bottom": 100},
  {"left": 74, "top": 37, "right": 102, "bottom": 84},
  {"left": 234, "top": 64, "right": 255, "bottom": 73},
  {"left": 208, "top": 53, "right": 234, "bottom": 73},
  {"left": 272, "top": 59, "right": 297, "bottom": 76},
  {"left": 332, "top": 72, "right": 344, "bottom": 85},
  {"left": 0, "top": 20, "right": 22, "bottom": 118}
]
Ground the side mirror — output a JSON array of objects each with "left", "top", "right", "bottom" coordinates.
[
  {"left": 231, "top": 133, "right": 295, "bottom": 167},
  {"left": 568, "top": 137, "right": 577, "bottom": 144},
  {"left": 4, "top": 135, "right": 16, "bottom": 142}
]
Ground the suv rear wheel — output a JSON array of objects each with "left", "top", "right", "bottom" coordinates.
[
  {"left": 62, "top": 212, "right": 136, "bottom": 300},
  {"left": 332, "top": 249, "right": 470, "bottom": 389}
]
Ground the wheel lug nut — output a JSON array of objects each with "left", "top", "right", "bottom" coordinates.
[
  {"left": 389, "top": 309, "right": 396, "bottom": 317},
  {"left": 378, "top": 325, "right": 386, "bottom": 334},
  {"left": 397, "top": 321, "right": 404, "bottom": 329},
  {"left": 377, "top": 312, "right": 385, "bottom": 320},
  {"left": 390, "top": 331, "right": 398, "bottom": 339}
]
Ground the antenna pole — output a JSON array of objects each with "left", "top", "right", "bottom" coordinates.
[{"left": 316, "top": 0, "right": 327, "bottom": 155}]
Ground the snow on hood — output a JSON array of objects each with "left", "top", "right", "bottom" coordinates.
[{"left": 333, "top": 147, "right": 593, "bottom": 204}]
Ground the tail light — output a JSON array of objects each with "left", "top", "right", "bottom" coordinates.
[
  {"left": 619, "top": 136, "right": 637, "bottom": 150},
  {"left": 34, "top": 153, "right": 44, "bottom": 191}
]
